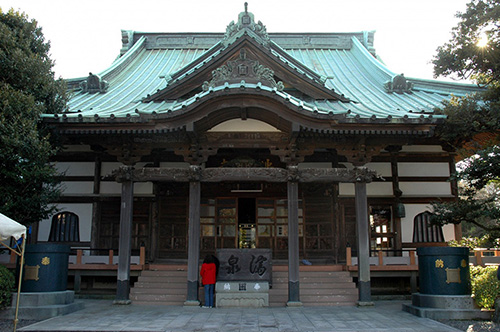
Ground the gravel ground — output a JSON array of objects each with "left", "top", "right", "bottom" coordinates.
[
  {"left": 0, "top": 319, "right": 41, "bottom": 332},
  {"left": 438, "top": 320, "right": 500, "bottom": 332}
]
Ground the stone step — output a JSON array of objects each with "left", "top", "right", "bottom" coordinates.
[
  {"left": 129, "top": 293, "right": 187, "bottom": 303},
  {"left": 131, "top": 287, "right": 187, "bottom": 295},
  {"left": 133, "top": 282, "right": 187, "bottom": 289},
  {"left": 139, "top": 270, "right": 187, "bottom": 277},
  {"left": 301, "top": 294, "right": 358, "bottom": 302},
  {"left": 271, "top": 282, "right": 355, "bottom": 289},
  {"left": 130, "top": 268, "right": 358, "bottom": 306},
  {"left": 269, "top": 287, "right": 356, "bottom": 295},
  {"left": 137, "top": 276, "right": 187, "bottom": 283},
  {"left": 131, "top": 301, "right": 187, "bottom": 306},
  {"left": 273, "top": 277, "right": 353, "bottom": 284},
  {"left": 272, "top": 270, "right": 350, "bottom": 277}
]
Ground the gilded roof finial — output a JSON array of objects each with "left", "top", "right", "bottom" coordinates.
[{"left": 244, "top": 2, "right": 248, "bottom": 14}]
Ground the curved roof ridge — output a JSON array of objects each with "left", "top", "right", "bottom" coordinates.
[
  {"left": 350, "top": 36, "right": 396, "bottom": 78},
  {"left": 100, "top": 35, "right": 147, "bottom": 81}
]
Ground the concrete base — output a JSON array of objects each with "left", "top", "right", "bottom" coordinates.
[
  {"left": 183, "top": 300, "right": 201, "bottom": 307},
  {"left": 0, "top": 290, "right": 84, "bottom": 320},
  {"left": 286, "top": 301, "right": 303, "bottom": 307},
  {"left": 357, "top": 301, "right": 375, "bottom": 307},
  {"left": 216, "top": 281, "right": 269, "bottom": 308},
  {"left": 402, "top": 293, "right": 492, "bottom": 320}
]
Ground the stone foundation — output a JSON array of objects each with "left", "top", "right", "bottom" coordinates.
[
  {"left": 0, "top": 290, "right": 84, "bottom": 320},
  {"left": 215, "top": 281, "right": 269, "bottom": 308},
  {"left": 402, "top": 293, "right": 492, "bottom": 320}
]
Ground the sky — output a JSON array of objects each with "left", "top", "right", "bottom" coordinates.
[{"left": 1, "top": 0, "right": 471, "bottom": 82}]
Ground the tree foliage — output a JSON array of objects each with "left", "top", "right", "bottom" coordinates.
[
  {"left": 0, "top": 8, "right": 66, "bottom": 225},
  {"left": 433, "top": 0, "right": 500, "bottom": 83},
  {"left": 431, "top": 0, "right": 500, "bottom": 237}
]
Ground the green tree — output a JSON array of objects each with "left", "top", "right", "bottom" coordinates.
[
  {"left": 0, "top": 8, "right": 66, "bottom": 225},
  {"left": 431, "top": 0, "right": 500, "bottom": 237}
]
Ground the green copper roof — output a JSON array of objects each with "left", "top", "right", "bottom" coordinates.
[{"left": 50, "top": 14, "right": 481, "bottom": 125}]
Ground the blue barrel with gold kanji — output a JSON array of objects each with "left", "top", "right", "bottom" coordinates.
[
  {"left": 21, "top": 243, "right": 70, "bottom": 292},
  {"left": 417, "top": 247, "right": 470, "bottom": 295}
]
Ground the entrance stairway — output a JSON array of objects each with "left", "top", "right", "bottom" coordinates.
[
  {"left": 130, "top": 264, "right": 358, "bottom": 306},
  {"left": 268, "top": 266, "right": 358, "bottom": 306},
  {"left": 130, "top": 265, "right": 189, "bottom": 305}
]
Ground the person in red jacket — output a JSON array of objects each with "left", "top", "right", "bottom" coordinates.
[{"left": 200, "top": 254, "right": 216, "bottom": 308}]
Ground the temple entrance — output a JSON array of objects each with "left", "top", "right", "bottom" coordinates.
[
  {"left": 156, "top": 181, "right": 343, "bottom": 261},
  {"left": 238, "top": 198, "right": 256, "bottom": 248},
  {"left": 197, "top": 195, "right": 302, "bottom": 259}
]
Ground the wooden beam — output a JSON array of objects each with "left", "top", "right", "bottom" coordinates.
[{"left": 120, "top": 167, "right": 377, "bottom": 183}]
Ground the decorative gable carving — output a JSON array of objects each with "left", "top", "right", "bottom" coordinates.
[
  {"left": 223, "top": 3, "right": 270, "bottom": 47},
  {"left": 202, "top": 48, "right": 284, "bottom": 91},
  {"left": 143, "top": 3, "right": 350, "bottom": 102}
]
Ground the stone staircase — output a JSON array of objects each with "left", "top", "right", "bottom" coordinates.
[
  {"left": 269, "top": 266, "right": 358, "bottom": 306},
  {"left": 130, "top": 264, "right": 358, "bottom": 306},
  {"left": 130, "top": 265, "right": 191, "bottom": 305}
]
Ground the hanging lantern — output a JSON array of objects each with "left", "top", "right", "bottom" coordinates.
[{"left": 395, "top": 202, "right": 406, "bottom": 218}]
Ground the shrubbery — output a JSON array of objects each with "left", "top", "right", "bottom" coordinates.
[
  {"left": 470, "top": 266, "right": 500, "bottom": 309},
  {"left": 0, "top": 265, "right": 14, "bottom": 309}
]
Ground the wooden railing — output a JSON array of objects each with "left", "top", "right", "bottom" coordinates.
[
  {"left": 1, "top": 246, "right": 147, "bottom": 270},
  {"left": 470, "top": 249, "right": 500, "bottom": 266},
  {"left": 346, "top": 247, "right": 500, "bottom": 268},
  {"left": 69, "top": 247, "right": 146, "bottom": 270},
  {"left": 67, "top": 247, "right": 147, "bottom": 293},
  {"left": 346, "top": 247, "right": 417, "bottom": 268}
]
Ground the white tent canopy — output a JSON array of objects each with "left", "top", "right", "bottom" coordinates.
[
  {"left": 0, "top": 213, "right": 26, "bottom": 242},
  {"left": 0, "top": 213, "right": 27, "bottom": 332}
]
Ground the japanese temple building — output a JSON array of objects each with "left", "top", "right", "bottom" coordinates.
[{"left": 38, "top": 5, "right": 481, "bottom": 305}]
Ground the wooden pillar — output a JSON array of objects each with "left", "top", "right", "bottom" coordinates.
[
  {"left": 389, "top": 146, "right": 403, "bottom": 252},
  {"left": 355, "top": 181, "right": 372, "bottom": 304},
  {"left": 150, "top": 158, "right": 161, "bottom": 262},
  {"left": 91, "top": 154, "right": 102, "bottom": 252},
  {"left": 185, "top": 177, "right": 201, "bottom": 305},
  {"left": 115, "top": 167, "right": 134, "bottom": 304},
  {"left": 287, "top": 178, "right": 302, "bottom": 306}
]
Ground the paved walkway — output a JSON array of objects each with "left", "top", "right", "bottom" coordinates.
[{"left": 18, "top": 300, "right": 460, "bottom": 332}]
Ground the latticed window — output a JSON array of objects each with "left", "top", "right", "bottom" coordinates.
[
  {"left": 49, "top": 212, "right": 80, "bottom": 242},
  {"left": 412, "top": 212, "right": 444, "bottom": 243}
]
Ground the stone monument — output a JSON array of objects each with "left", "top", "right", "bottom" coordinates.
[{"left": 215, "top": 248, "right": 271, "bottom": 307}]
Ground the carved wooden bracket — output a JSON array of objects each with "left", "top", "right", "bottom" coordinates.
[
  {"left": 112, "top": 165, "right": 135, "bottom": 183},
  {"left": 270, "top": 144, "right": 314, "bottom": 166},
  {"left": 336, "top": 140, "right": 385, "bottom": 166},
  {"left": 105, "top": 142, "right": 151, "bottom": 166},
  {"left": 174, "top": 144, "right": 218, "bottom": 165}
]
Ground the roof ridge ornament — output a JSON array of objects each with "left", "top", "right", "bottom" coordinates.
[
  {"left": 384, "top": 74, "right": 413, "bottom": 94},
  {"left": 80, "top": 72, "right": 109, "bottom": 94},
  {"left": 202, "top": 48, "right": 284, "bottom": 91},
  {"left": 223, "top": 2, "right": 271, "bottom": 47}
]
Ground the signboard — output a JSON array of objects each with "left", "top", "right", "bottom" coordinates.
[{"left": 216, "top": 249, "right": 272, "bottom": 282}]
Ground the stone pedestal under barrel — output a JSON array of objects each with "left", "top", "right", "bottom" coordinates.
[{"left": 403, "top": 246, "right": 490, "bottom": 320}]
